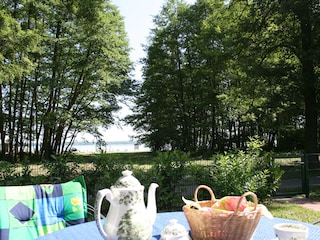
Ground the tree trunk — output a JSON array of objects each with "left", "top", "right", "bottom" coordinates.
[
  {"left": 0, "top": 85, "right": 5, "bottom": 158},
  {"left": 300, "top": 7, "right": 318, "bottom": 168}
]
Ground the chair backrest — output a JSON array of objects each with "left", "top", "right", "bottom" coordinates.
[{"left": 0, "top": 176, "right": 87, "bottom": 240}]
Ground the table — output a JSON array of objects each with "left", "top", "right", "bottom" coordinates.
[{"left": 36, "top": 212, "right": 320, "bottom": 239}]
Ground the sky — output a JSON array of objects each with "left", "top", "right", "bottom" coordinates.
[{"left": 78, "top": 0, "right": 196, "bottom": 142}]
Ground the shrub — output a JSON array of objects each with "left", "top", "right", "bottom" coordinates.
[
  {"left": 83, "top": 154, "right": 133, "bottom": 200},
  {"left": 189, "top": 136, "right": 283, "bottom": 202},
  {"left": 142, "top": 150, "right": 190, "bottom": 211},
  {"left": 42, "top": 155, "right": 80, "bottom": 183},
  {"left": 0, "top": 160, "right": 35, "bottom": 186},
  {"left": 0, "top": 161, "right": 16, "bottom": 184}
]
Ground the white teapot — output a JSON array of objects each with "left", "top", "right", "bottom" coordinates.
[{"left": 95, "top": 170, "right": 159, "bottom": 240}]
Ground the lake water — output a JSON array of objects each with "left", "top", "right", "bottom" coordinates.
[{"left": 72, "top": 141, "right": 150, "bottom": 153}]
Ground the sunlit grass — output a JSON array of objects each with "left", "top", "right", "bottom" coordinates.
[{"left": 268, "top": 202, "right": 320, "bottom": 224}]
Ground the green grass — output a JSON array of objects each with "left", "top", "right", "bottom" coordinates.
[{"left": 268, "top": 202, "right": 320, "bottom": 224}]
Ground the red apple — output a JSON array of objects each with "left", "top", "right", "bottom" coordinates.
[{"left": 213, "top": 196, "right": 247, "bottom": 212}]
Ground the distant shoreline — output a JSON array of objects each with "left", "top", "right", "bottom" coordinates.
[{"left": 72, "top": 141, "right": 150, "bottom": 153}]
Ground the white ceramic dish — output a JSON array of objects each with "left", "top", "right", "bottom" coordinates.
[{"left": 274, "top": 223, "right": 308, "bottom": 240}]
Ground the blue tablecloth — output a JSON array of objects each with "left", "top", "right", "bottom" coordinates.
[{"left": 36, "top": 212, "right": 320, "bottom": 239}]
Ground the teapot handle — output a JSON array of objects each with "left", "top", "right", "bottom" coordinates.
[{"left": 95, "top": 189, "right": 112, "bottom": 240}]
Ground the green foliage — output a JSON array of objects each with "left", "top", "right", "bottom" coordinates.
[
  {"left": 42, "top": 155, "right": 80, "bottom": 183},
  {"left": 0, "top": 9, "right": 38, "bottom": 83},
  {"left": 210, "top": 137, "right": 283, "bottom": 200},
  {"left": 0, "top": 148, "right": 289, "bottom": 210},
  {"left": 0, "top": 161, "right": 16, "bottom": 185},
  {"left": 0, "top": 1, "right": 133, "bottom": 161},
  {"left": 83, "top": 154, "right": 133, "bottom": 198},
  {"left": 142, "top": 151, "right": 190, "bottom": 211},
  {"left": 0, "top": 160, "right": 36, "bottom": 186},
  {"left": 128, "top": 0, "right": 320, "bottom": 155},
  {"left": 15, "top": 161, "right": 33, "bottom": 184}
]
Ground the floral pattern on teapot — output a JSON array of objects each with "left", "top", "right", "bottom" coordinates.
[
  {"left": 117, "top": 208, "right": 152, "bottom": 239},
  {"left": 118, "top": 191, "right": 140, "bottom": 206}
]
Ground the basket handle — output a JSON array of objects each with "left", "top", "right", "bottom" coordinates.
[
  {"left": 194, "top": 185, "right": 216, "bottom": 202},
  {"left": 235, "top": 191, "right": 258, "bottom": 213}
]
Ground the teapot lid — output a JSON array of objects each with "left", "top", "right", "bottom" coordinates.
[{"left": 113, "top": 170, "right": 142, "bottom": 189}]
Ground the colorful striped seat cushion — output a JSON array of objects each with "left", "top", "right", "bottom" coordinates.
[{"left": 0, "top": 176, "right": 87, "bottom": 240}]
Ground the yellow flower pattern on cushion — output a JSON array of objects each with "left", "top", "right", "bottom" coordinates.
[{"left": 71, "top": 197, "right": 82, "bottom": 213}]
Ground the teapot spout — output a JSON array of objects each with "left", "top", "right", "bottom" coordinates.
[{"left": 147, "top": 183, "right": 159, "bottom": 225}]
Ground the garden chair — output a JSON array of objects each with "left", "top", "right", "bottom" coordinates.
[
  {"left": 87, "top": 203, "right": 105, "bottom": 221},
  {"left": 0, "top": 176, "right": 87, "bottom": 240}
]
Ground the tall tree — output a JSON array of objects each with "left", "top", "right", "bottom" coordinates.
[
  {"left": 128, "top": 0, "right": 230, "bottom": 151},
  {"left": 0, "top": 7, "right": 38, "bottom": 160},
  {"left": 0, "top": 0, "right": 133, "bottom": 160},
  {"left": 128, "top": 0, "right": 319, "bottom": 155},
  {"left": 241, "top": 0, "right": 319, "bottom": 163}
]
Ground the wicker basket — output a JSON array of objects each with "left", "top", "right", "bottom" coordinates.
[{"left": 182, "top": 185, "right": 261, "bottom": 240}]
